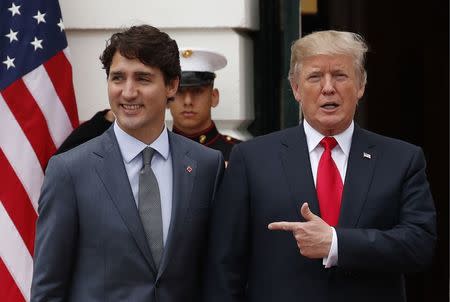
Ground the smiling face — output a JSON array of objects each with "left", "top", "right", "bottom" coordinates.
[
  {"left": 108, "top": 51, "right": 178, "bottom": 144},
  {"left": 291, "top": 54, "right": 365, "bottom": 136},
  {"left": 168, "top": 85, "right": 219, "bottom": 135}
]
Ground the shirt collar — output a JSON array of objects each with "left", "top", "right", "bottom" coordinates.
[
  {"left": 113, "top": 121, "right": 170, "bottom": 163},
  {"left": 303, "top": 119, "right": 353, "bottom": 156}
]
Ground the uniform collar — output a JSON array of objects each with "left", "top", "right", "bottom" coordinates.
[{"left": 172, "top": 122, "right": 220, "bottom": 145}]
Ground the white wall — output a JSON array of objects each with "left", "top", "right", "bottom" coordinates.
[{"left": 60, "top": 0, "right": 259, "bottom": 140}]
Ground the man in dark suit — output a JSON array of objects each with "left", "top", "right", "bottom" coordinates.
[
  {"left": 31, "top": 25, "right": 224, "bottom": 302},
  {"left": 203, "top": 30, "right": 436, "bottom": 302}
]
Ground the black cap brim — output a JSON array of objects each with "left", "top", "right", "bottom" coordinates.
[{"left": 180, "top": 71, "right": 216, "bottom": 87}]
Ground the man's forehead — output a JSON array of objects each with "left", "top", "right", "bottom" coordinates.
[
  {"left": 111, "top": 52, "right": 159, "bottom": 70},
  {"left": 109, "top": 62, "right": 160, "bottom": 76},
  {"left": 303, "top": 54, "right": 353, "bottom": 65},
  {"left": 109, "top": 68, "right": 157, "bottom": 75},
  {"left": 302, "top": 55, "right": 354, "bottom": 71}
]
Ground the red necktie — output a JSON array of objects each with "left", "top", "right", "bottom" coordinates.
[{"left": 316, "top": 137, "right": 343, "bottom": 226}]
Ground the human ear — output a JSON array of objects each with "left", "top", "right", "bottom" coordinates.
[
  {"left": 211, "top": 88, "right": 219, "bottom": 108},
  {"left": 166, "top": 77, "right": 179, "bottom": 99}
]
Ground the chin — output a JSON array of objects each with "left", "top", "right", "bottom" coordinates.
[
  {"left": 118, "top": 117, "right": 143, "bottom": 130},
  {"left": 181, "top": 120, "right": 199, "bottom": 128}
]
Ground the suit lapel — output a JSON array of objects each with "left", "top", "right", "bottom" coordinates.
[
  {"left": 157, "top": 132, "right": 196, "bottom": 277},
  {"left": 93, "top": 127, "right": 157, "bottom": 273},
  {"left": 339, "top": 125, "right": 377, "bottom": 227},
  {"left": 280, "top": 125, "right": 320, "bottom": 220}
]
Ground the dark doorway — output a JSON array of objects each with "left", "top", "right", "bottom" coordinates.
[{"left": 249, "top": 0, "right": 300, "bottom": 136}]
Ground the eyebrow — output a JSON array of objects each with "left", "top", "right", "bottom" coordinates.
[
  {"left": 109, "top": 70, "right": 155, "bottom": 77},
  {"left": 135, "top": 71, "right": 154, "bottom": 77},
  {"left": 304, "top": 67, "right": 348, "bottom": 74},
  {"left": 304, "top": 70, "right": 322, "bottom": 76}
]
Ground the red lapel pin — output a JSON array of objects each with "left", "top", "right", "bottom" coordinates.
[{"left": 186, "top": 166, "right": 193, "bottom": 173}]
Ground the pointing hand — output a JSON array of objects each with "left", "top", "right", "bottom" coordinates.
[{"left": 268, "top": 203, "right": 333, "bottom": 258}]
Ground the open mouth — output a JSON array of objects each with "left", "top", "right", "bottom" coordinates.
[
  {"left": 320, "top": 102, "right": 339, "bottom": 110},
  {"left": 120, "top": 104, "right": 143, "bottom": 114}
]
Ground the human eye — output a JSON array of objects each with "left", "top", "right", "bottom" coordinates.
[
  {"left": 307, "top": 73, "right": 321, "bottom": 82},
  {"left": 334, "top": 71, "right": 348, "bottom": 81},
  {"left": 138, "top": 76, "right": 151, "bottom": 83},
  {"left": 193, "top": 87, "right": 204, "bottom": 94},
  {"left": 136, "top": 74, "right": 151, "bottom": 83},
  {"left": 109, "top": 73, "right": 123, "bottom": 82},
  {"left": 133, "top": 72, "right": 152, "bottom": 83}
]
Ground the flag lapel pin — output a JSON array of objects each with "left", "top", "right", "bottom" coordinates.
[{"left": 363, "top": 152, "right": 371, "bottom": 159}]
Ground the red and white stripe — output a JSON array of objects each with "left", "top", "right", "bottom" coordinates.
[{"left": 0, "top": 47, "right": 78, "bottom": 302}]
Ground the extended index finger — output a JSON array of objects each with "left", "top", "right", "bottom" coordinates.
[{"left": 268, "top": 221, "right": 299, "bottom": 231}]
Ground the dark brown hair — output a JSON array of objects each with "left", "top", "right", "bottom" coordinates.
[{"left": 100, "top": 25, "right": 181, "bottom": 85}]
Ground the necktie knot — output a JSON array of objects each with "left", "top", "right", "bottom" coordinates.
[
  {"left": 320, "top": 136, "right": 338, "bottom": 151},
  {"left": 142, "top": 147, "right": 155, "bottom": 167}
]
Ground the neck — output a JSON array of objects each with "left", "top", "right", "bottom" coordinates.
[{"left": 118, "top": 121, "right": 165, "bottom": 145}]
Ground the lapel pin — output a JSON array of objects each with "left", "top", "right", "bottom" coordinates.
[
  {"left": 186, "top": 166, "right": 193, "bottom": 173},
  {"left": 363, "top": 152, "right": 371, "bottom": 159}
]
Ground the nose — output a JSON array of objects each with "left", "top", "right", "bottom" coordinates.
[
  {"left": 122, "top": 80, "right": 138, "bottom": 100},
  {"left": 183, "top": 92, "right": 193, "bottom": 106},
  {"left": 322, "top": 74, "right": 336, "bottom": 95}
]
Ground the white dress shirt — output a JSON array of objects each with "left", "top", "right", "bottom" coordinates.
[
  {"left": 113, "top": 122, "right": 173, "bottom": 245},
  {"left": 303, "top": 119, "right": 354, "bottom": 268}
]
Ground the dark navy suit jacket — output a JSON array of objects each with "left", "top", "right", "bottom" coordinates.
[
  {"left": 204, "top": 123, "right": 436, "bottom": 302},
  {"left": 31, "top": 126, "right": 224, "bottom": 302}
]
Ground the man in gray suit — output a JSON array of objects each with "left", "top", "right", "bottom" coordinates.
[{"left": 31, "top": 25, "right": 224, "bottom": 302}]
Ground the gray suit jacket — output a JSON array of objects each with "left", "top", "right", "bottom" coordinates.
[{"left": 31, "top": 126, "right": 224, "bottom": 302}]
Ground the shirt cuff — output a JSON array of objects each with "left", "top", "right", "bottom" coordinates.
[{"left": 322, "top": 226, "right": 338, "bottom": 268}]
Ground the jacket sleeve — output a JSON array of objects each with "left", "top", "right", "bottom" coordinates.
[
  {"left": 203, "top": 145, "right": 249, "bottom": 302},
  {"left": 337, "top": 147, "right": 436, "bottom": 272},
  {"left": 211, "top": 151, "right": 225, "bottom": 203},
  {"left": 30, "top": 155, "right": 78, "bottom": 302}
]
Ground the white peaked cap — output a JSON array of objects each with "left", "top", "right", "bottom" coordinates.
[{"left": 179, "top": 48, "right": 227, "bottom": 72}]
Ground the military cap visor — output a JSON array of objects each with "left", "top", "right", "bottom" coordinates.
[
  {"left": 180, "top": 71, "right": 216, "bottom": 87},
  {"left": 179, "top": 48, "right": 227, "bottom": 87}
]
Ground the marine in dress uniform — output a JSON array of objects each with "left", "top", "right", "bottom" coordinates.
[{"left": 168, "top": 48, "right": 241, "bottom": 162}]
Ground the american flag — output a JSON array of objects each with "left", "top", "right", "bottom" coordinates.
[{"left": 0, "top": 0, "right": 79, "bottom": 301}]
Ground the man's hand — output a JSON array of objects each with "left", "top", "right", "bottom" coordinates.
[{"left": 268, "top": 203, "right": 332, "bottom": 259}]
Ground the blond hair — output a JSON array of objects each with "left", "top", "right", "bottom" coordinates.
[{"left": 288, "top": 30, "right": 368, "bottom": 87}]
